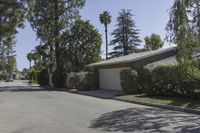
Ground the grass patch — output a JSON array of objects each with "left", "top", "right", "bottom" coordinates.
[
  {"left": 116, "top": 94, "right": 200, "bottom": 110},
  {"left": 28, "top": 80, "right": 38, "bottom": 85}
]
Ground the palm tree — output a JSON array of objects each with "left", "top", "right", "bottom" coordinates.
[
  {"left": 100, "top": 11, "right": 112, "bottom": 59},
  {"left": 27, "top": 52, "right": 33, "bottom": 69}
]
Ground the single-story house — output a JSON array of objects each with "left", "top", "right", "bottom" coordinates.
[{"left": 88, "top": 47, "right": 200, "bottom": 91}]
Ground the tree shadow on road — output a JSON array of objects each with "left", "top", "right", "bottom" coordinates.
[
  {"left": 0, "top": 86, "right": 65, "bottom": 92},
  {"left": 90, "top": 108, "right": 200, "bottom": 133}
]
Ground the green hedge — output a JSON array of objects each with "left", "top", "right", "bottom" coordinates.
[
  {"left": 150, "top": 63, "right": 200, "bottom": 98},
  {"left": 52, "top": 68, "right": 66, "bottom": 88},
  {"left": 120, "top": 63, "right": 200, "bottom": 99},
  {"left": 73, "top": 72, "right": 98, "bottom": 91},
  {"left": 120, "top": 69, "right": 141, "bottom": 94},
  {"left": 37, "top": 69, "right": 49, "bottom": 86},
  {"left": 0, "top": 73, "right": 8, "bottom": 80}
]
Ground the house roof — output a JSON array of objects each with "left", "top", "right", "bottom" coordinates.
[
  {"left": 88, "top": 47, "right": 177, "bottom": 67},
  {"left": 146, "top": 55, "right": 177, "bottom": 68}
]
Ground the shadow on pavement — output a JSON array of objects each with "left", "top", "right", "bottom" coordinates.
[
  {"left": 0, "top": 86, "right": 64, "bottom": 92},
  {"left": 77, "top": 90, "right": 124, "bottom": 99},
  {"left": 90, "top": 108, "right": 200, "bottom": 133}
]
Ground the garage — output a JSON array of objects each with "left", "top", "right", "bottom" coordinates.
[
  {"left": 99, "top": 67, "right": 130, "bottom": 90},
  {"left": 88, "top": 47, "right": 177, "bottom": 91}
]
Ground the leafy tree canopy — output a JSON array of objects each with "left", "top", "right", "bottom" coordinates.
[
  {"left": 144, "top": 34, "right": 164, "bottom": 50},
  {"left": 61, "top": 19, "right": 102, "bottom": 72},
  {"left": 166, "top": 0, "right": 200, "bottom": 62}
]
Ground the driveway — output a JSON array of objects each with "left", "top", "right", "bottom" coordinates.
[{"left": 0, "top": 80, "right": 200, "bottom": 133}]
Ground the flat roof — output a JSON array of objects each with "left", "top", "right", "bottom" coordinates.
[{"left": 88, "top": 47, "right": 177, "bottom": 67}]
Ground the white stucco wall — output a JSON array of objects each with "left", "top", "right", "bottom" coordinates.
[{"left": 99, "top": 67, "right": 130, "bottom": 91}]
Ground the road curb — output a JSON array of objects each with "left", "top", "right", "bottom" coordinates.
[{"left": 113, "top": 98, "right": 200, "bottom": 115}]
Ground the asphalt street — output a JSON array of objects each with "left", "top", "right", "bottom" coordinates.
[{"left": 0, "top": 80, "right": 199, "bottom": 133}]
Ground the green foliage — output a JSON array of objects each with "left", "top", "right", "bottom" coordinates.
[
  {"left": 166, "top": 0, "right": 200, "bottom": 62},
  {"left": 0, "top": 73, "right": 8, "bottom": 80},
  {"left": 0, "top": 0, "right": 32, "bottom": 75},
  {"left": 6, "top": 56, "right": 16, "bottom": 74},
  {"left": 144, "top": 34, "right": 164, "bottom": 50},
  {"left": 37, "top": 69, "right": 49, "bottom": 86},
  {"left": 110, "top": 9, "right": 141, "bottom": 57},
  {"left": 137, "top": 68, "right": 152, "bottom": 94},
  {"left": 99, "top": 11, "right": 112, "bottom": 25},
  {"left": 52, "top": 68, "right": 66, "bottom": 88},
  {"left": 30, "top": 0, "right": 85, "bottom": 69},
  {"left": 61, "top": 20, "right": 102, "bottom": 72},
  {"left": 29, "top": 80, "right": 38, "bottom": 84},
  {"left": 120, "top": 69, "right": 140, "bottom": 94},
  {"left": 26, "top": 68, "right": 38, "bottom": 81},
  {"left": 149, "top": 63, "right": 200, "bottom": 98},
  {"left": 120, "top": 63, "right": 200, "bottom": 99},
  {"left": 73, "top": 72, "right": 99, "bottom": 91}
]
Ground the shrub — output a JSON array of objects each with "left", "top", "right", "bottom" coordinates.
[
  {"left": 29, "top": 80, "right": 38, "bottom": 84},
  {"left": 73, "top": 72, "right": 98, "bottom": 91},
  {"left": 149, "top": 63, "right": 200, "bottom": 98},
  {"left": 120, "top": 69, "right": 140, "bottom": 94},
  {"left": 137, "top": 68, "right": 152, "bottom": 94},
  {"left": 0, "top": 73, "right": 8, "bottom": 80},
  {"left": 150, "top": 64, "right": 179, "bottom": 96},
  {"left": 52, "top": 68, "right": 66, "bottom": 88},
  {"left": 37, "top": 69, "right": 49, "bottom": 86}
]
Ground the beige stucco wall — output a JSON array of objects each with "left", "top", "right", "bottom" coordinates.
[{"left": 99, "top": 67, "right": 130, "bottom": 91}]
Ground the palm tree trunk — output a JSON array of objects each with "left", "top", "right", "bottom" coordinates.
[
  {"left": 29, "top": 61, "right": 31, "bottom": 69},
  {"left": 105, "top": 24, "right": 108, "bottom": 59}
]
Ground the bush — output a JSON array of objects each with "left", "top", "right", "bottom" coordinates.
[
  {"left": 37, "top": 69, "right": 49, "bottom": 86},
  {"left": 29, "top": 80, "right": 38, "bottom": 84},
  {"left": 137, "top": 68, "right": 152, "bottom": 94},
  {"left": 119, "top": 62, "right": 200, "bottom": 99},
  {"left": 149, "top": 63, "right": 200, "bottom": 98},
  {"left": 73, "top": 72, "right": 98, "bottom": 91},
  {"left": 0, "top": 73, "right": 8, "bottom": 80},
  {"left": 120, "top": 69, "right": 140, "bottom": 94},
  {"left": 52, "top": 68, "right": 66, "bottom": 88}
]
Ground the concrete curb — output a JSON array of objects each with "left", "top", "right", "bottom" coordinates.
[{"left": 113, "top": 98, "right": 200, "bottom": 115}]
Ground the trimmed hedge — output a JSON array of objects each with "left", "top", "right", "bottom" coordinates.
[
  {"left": 120, "top": 69, "right": 141, "bottom": 94},
  {"left": 37, "top": 69, "right": 49, "bottom": 86},
  {"left": 52, "top": 68, "right": 66, "bottom": 88},
  {"left": 149, "top": 63, "right": 200, "bottom": 98},
  {"left": 73, "top": 72, "right": 99, "bottom": 91},
  {"left": 120, "top": 63, "right": 200, "bottom": 99}
]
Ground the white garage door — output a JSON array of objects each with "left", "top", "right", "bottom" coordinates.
[{"left": 99, "top": 67, "right": 130, "bottom": 90}]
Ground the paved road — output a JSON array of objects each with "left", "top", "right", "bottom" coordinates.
[{"left": 0, "top": 81, "right": 200, "bottom": 133}]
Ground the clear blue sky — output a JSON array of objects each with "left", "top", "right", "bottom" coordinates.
[{"left": 16, "top": 0, "right": 174, "bottom": 71}]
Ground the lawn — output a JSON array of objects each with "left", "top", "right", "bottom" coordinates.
[{"left": 116, "top": 94, "right": 200, "bottom": 110}]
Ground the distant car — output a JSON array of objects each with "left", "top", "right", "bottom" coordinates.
[{"left": 6, "top": 76, "right": 14, "bottom": 82}]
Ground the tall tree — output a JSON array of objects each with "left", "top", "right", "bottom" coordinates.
[
  {"left": 109, "top": 9, "right": 141, "bottom": 57},
  {"left": 27, "top": 52, "right": 33, "bottom": 69},
  {"left": 6, "top": 56, "right": 16, "bottom": 75},
  {"left": 61, "top": 20, "right": 102, "bottom": 72},
  {"left": 99, "top": 11, "right": 112, "bottom": 59},
  {"left": 30, "top": 0, "right": 85, "bottom": 69},
  {"left": 166, "top": 0, "right": 200, "bottom": 62},
  {"left": 30, "top": 0, "right": 85, "bottom": 87},
  {"left": 0, "top": 0, "right": 33, "bottom": 78},
  {"left": 144, "top": 34, "right": 164, "bottom": 50}
]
